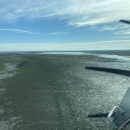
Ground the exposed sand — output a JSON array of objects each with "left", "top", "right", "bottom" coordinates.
[{"left": 0, "top": 63, "right": 17, "bottom": 80}]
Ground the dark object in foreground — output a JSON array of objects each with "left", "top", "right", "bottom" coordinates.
[
  {"left": 120, "top": 20, "right": 130, "bottom": 24},
  {"left": 107, "top": 87, "right": 130, "bottom": 130},
  {"left": 85, "top": 67, "right": 130, "bottom": 77}
]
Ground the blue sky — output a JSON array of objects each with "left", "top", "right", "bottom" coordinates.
[{"left": 0, "top": 0, "right": 130, "bottom": 51}]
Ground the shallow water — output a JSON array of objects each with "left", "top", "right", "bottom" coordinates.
[{"left": 0, "top": 51, "right": 130, "bottom": 130}]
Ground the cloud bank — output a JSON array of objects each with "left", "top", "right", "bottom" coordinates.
[
  {"left": 0, "top": 40, "right": 130, "bottom": 51},
  {"left": 0, "top": 0, "right": 130, "bottom": 27}
]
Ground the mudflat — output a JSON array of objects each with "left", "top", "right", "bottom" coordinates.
[{"left": 0, "top": 53, "right": 130, "bottom": 130}]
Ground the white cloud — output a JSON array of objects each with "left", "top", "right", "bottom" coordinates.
[
  {"left": 0, "top": 40, "right": 129, "bottom": 51},
  {"left": 116, "top": 29, "right": 130, "bottom": 35},
  {"left": 0, "top": 0, "right": 130, "bottom": 27},
  {"left": 91, "top": 22, "right": 130, "bottom": 36},
  {"left": 92, "top": 23, "right": 129, "bottom": 31},
  {"left": 0, "top": 28, "right": 69, "bottom": 35},
  {"left": 117, "top": 36, "right": 130, "bottom": 39},
  {"left": 48, "top": 31, "right": 69, "bottom": 35},
  {"left": 0, "top": 28, "right": 42, "bottom": 34}
]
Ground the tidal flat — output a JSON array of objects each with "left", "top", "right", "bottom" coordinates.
[{"left": 0, "top": 52, "right": 130, "bottom": 130}]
